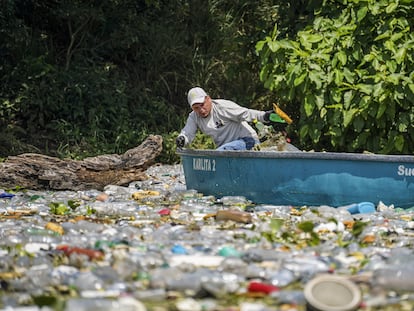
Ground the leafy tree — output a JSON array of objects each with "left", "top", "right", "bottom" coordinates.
[
  {"left": 257, "top": 0, "right": 414, "bottom": 153},
  {"left": 6, "top": 0, "right": 391, "bottom": 162},
  {"left": 1, "top": 0, "right": 286, "bottom": 161}
]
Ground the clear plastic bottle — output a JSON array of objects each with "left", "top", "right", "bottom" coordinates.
[{"left": 372, "top": 266, "right": 414, "bottom": 292}]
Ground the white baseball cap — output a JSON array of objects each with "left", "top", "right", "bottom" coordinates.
[{"left": 187, "top": 87, "right": 207, "bottom": 107}]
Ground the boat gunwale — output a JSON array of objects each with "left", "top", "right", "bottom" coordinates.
[{"left": 177, "top": 149, "right": 414, "bottom": 163}]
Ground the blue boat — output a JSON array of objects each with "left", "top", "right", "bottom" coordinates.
[{"left": 177, "top": 149, "right": 414, "bottom": 208}]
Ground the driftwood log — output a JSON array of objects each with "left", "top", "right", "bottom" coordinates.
[{"left": 0, "top": 135, "right": 163, "bottom": 191}]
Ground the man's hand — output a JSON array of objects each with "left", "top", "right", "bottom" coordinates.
[
  {"left": 263, "top": 110, "right": 273, "bottom": 123},
  {"left": 176, "top": 135, "right": 185, "bottom": 148}
]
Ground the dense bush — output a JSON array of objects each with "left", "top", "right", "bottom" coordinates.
[
  {"left": 1, "top": 0, "right": 412, "bottom": 164},
  {"left": 1, "top": 0, "right": 286, "bottom": 162},
  {"left": 257, "top": 0, "right": 414, "bottom": 153}
]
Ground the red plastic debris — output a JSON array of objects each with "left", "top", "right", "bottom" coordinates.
[
  {"left": 158, "top": 208, "right": 171, "bottom": 216},
  {"left": 56, "top": 245, "right": 104, "bottom": 260},
  {"left": 247, "top": 281, "right": 279, "bottom": 294}
]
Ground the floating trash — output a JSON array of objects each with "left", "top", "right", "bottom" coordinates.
[{"left": 0, "top": 164, "right": 412, "bottom": 310}]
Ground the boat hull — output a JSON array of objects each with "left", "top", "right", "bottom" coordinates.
[{"left": 177, "top": 149, "right": 414, "bottom": 208}]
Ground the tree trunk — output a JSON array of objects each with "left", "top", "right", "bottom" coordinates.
[{"left": 0, "top": 135, "right": 163, "bottom": 191}]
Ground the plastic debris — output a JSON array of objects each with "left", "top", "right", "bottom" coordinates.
[
  {"left": 0, "top": 164, "right": 412, "bottom": 310},
  {"left": 215, "top": 209, "right": 253, "bottom": 223}
]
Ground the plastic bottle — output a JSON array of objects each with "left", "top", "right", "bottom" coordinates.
[
  {"left": 201, "top": 271, "right": 242, "bottom": 298},
  {"left": 270, "top": 290, "right": 306, "bottom": 305},
  {"left": 344, "top": 202, "right": 376, "bottom": 214},
  {"left": 372, "top": 266, "right": 414, "bottom": 292},
  {"left": 64, "top": 296, "right": 145, "bottom": 311},
  {"left": 219, "top": 196, "right": 249, "bottom": 206},
  {"left": 215, "top": 210, "right": 252, "bottom": 223},
  {"left": 0, "top": 192, "right": 15, "bottom": 199},
  {"left": 268, "top": 268, "right": 297, "bottom": 287},
  {"left": 269, "top": 112, "right": 286, "bottom": 123},
  {"left": 71, "top": 271, "right": 105, "bottom": 291}
]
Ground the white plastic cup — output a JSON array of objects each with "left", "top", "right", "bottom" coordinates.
[{"left": 304, "top": 274, "right": 362, "bottom": 311}]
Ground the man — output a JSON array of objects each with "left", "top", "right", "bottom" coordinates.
[{"left": 176, "top": 87, "right": 278, "bottom": 150}]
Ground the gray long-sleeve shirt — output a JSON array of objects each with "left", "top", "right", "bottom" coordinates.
[{"left": 179, "top": 99, "right": 267, "bottom": 147}]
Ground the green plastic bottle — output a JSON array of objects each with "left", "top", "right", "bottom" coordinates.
[{"left": 269, "top": 113, "right": 286, "bottom": 123}]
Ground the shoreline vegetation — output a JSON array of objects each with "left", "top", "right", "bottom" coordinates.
[{"left": 1, "top": 1, "right": 413, "bottom": 163}]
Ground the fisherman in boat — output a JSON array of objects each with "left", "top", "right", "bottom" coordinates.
[{"left": 176, "top": 87, "right": 280, "bottom": 151}]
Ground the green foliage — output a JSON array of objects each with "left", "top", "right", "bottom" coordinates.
[
  {"left": 159, "top": 130, "right": 216, "bottom": 165},
  {"left": 6, "top": 0, "right": 411, "bottom": 162},
  {"left": 189, "top": 132, "right": 216, "bottom": 150},
  {"left": 351, "top": 220, "right": 369, "bottom": 238},
  {"left": 67, "top": 199, "right": 81, "bottom": 211},
  {"left": 1, "top": 0, "right": 281, "bottom": 161},
  {"left": 48, "top": 202, "right": 71, "bottom": 215},
  {"left": 257, "top": 0, "right": 414, "bottom": 153},
  {"left": 297, "top": 220, "right": 321, "bottom": 246},
  {"left": 269, "top": 218, "right": 284, "bottom": 232},
  {"left": 159, "top": 131, "right": 182, "bottom": 164}
]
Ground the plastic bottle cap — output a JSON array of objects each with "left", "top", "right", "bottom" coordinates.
[{"left": 304, "top": 274, "right": 361, "bottom": 311}]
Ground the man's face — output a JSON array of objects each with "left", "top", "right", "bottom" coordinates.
[{"left": 191, "top": 96, "right": 212, "bottom": 118}]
